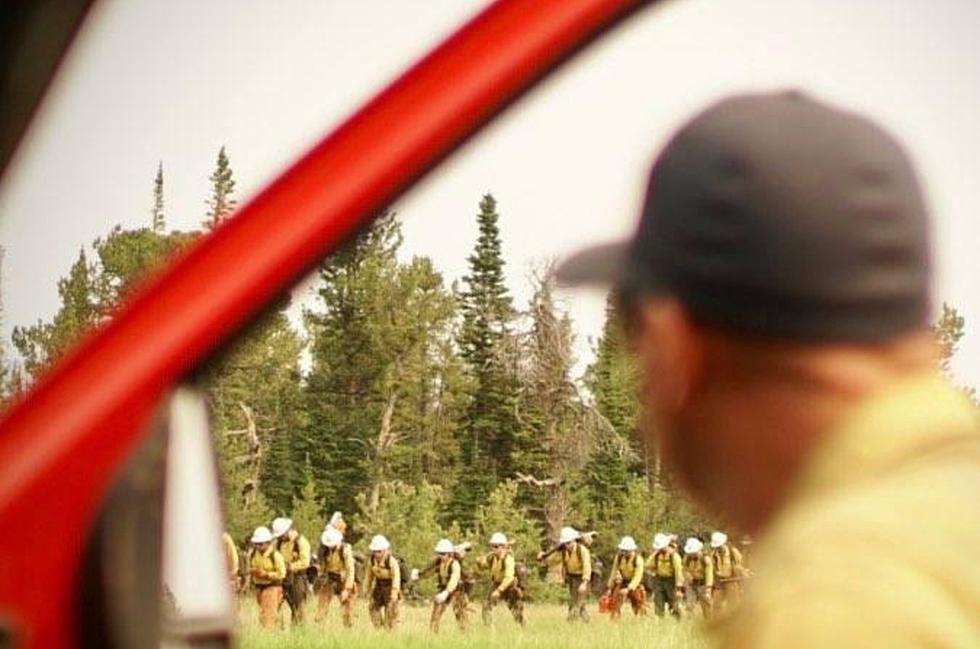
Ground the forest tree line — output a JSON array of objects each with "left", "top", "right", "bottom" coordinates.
[{"left": 0, "top": 148, "right": 972, "bottom": 578}]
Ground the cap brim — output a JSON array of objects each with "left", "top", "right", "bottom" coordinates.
[{"left": 554, "top": 240, "right": 629, "bottom": 287}]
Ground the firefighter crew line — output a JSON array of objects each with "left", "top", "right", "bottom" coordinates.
[{"left": 230, "top": 518, "right": 749, "bottom": 630}]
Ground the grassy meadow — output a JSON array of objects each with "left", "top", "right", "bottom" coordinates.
[{"left": 236, "top": 597, "right": 708, "bottom": 649}]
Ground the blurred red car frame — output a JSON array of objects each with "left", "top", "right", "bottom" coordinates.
[{"left": 0, "top": 0, "right": 657, "bottom": 647}]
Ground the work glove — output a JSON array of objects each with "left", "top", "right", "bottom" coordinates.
[
  {"left": 577, "top": 581, "right": 588, "bottom": 594},
  {"left": 340, "top": 589, "right": 350, "bottom": 603},
  {"left": 433, "top": 590, "right": 449, "bottom": 605},
  {"left": 410, "top": 568, "right": 420, "bottom": 582}
]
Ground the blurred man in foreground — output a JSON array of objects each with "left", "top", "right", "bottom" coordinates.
[{"left": 558, "top": 91, "right": 980, "bottom": 647}]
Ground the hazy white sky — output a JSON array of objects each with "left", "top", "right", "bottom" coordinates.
[{"left": 1, "top": 0, "right": 978, "bottom": 388}]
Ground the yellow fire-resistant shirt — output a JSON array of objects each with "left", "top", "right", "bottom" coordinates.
[
  {"left": 560, "top": 543, "right": 592, "bottom": 581},
  {"left": 648, "top": 549, "right": 684, "bottom": 588},
  {"left": 484, "top": 552, "right": 516, "bottom": 590},
  {"left": 249, "top": 546, "right": 286, "bottom": 586},
  {"left": 320, "top": 543, "right": 356, "bottom": 590},
  {"left": 684, "top": 553, "right": 714, "bottom": 588},
  {"left": 367, "top": 553, "right": 401, "bottom": 595},
  {"left": 712, "top": 545, "right": 743, "bottom": 580},
  {"left": 278, "top": 532, "right": 311, "bottom": 573},
  {"left": 716, "top": 374, "right": 980, "bottom": 649},
  {"left": 438, "top": 557, "right": 462, "bottom": 593},
  {"left": 608, "top": 552, "right": 645, "bottom": 591}
]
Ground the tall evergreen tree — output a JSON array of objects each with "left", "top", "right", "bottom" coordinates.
[
  {"left": 12, "top": 249, "right": 99, "bottom": 377},
  {"left": 151, "top": 162, "right": 166, "bottom": 233},
  {"left": 305, "top": 214, "right": 462, "bottom": 517},
  {"left": 200, "top": 302, "right": 305, "bottom": 519},
  {"left": 204, "top": 146, "right": 237, "bottom": 229},
  {"left": 582, "top": 292, "right": 647, "bottom": 484},
  {"left": 449, "top": 193, "right": 521, "bottom": 527}
]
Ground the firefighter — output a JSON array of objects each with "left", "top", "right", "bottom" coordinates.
[
  {"left": 315, "top": 526, "right": 356, "bottom": 627},
  {"left": 539, "top": 526, "right": 592, "bottom": 622},
  {"left": 606, "top": 536, "right": 646, "bottom": 619},
  {"left": 646, "top": 533, "right": 684, "bottom": 617},
  {"left": 477, "top": 532, "right": 525, "bottom": 627},
  {"left": 415, "top": 538, "right": 469, "bottom": 632},
  {"left": 683, "top": 537, "right": 714, "bottom": 617},
  {"left": 272, "top": 517, "right": 311, "bottom": 625},
  {"left": 710, "top": 531, "right": 745, "bottom": 613},
  {"left": 248, "top": 526, "right": 286, "bottom": 629},
  {"left": 364, "top": 534, "right": 401, "bottom": 630}
]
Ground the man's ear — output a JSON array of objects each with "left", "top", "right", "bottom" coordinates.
[{"left": 634, "top": 300, "right": 703, "bottom": 414}]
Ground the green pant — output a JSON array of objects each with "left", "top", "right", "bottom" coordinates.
[
  {"left": 369, "top": 580, "right": 400, "bottom": 630},
  {"left": 430, "top": 590, "right": 469, "bottom": 632},
  {"left": 566, "top": 575, "right": 589, "bottom": 622},
  {"left": 482, "top": 584, "right": 525, "bottom": 627},
  {"left": 650, "top": 576, "right": 683, "bottom": 617},
  {"left": 283, "top": 572, "right": 308, "bottom": 625}
]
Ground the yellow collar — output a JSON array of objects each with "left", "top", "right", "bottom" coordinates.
[{"left": 791, "top": 372, "right": 979, "bottom": 503}]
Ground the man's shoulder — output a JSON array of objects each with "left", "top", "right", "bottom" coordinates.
[{"left": 724, "top": 450, "right": 980, "bottom": 648}]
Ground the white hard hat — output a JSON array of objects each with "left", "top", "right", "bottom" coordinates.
[
  {"left": 251, "top": 526, "right": 274, "bottom": 544},
  {"left": 711, "top": 531, "right": 728, "bottom": 548},
  {"left": 652, "top": 533, "right": 671, "bottom": 551},
  {"left": 489, "top": 532, "right": 508, "bottom": 546},
  {"left": 321, "top": 526, "right": 343, "bottom": 548},
  {"left": 618, "top": 536, "right": 638, "bottom": 552},
  {"left": 684, "top": 537, "right": 703, "bottom": 555},
  {"left": 369, "top": 534, "right": 391, "bottom": 552},
  {"left": 271, "top": 517, "right": 293, "bottom": 538},
  {"left": 558, "top": 526, "right": 579, "bottom": 545},
  {"left": 434, "top": 538, "right": 455, "bottom": 554}
]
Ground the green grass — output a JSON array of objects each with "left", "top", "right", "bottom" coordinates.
[{"left": 236, "top": 597, "right": 707, "bottom": 649}]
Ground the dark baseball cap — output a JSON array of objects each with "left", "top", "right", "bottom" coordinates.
[{"left": 557, "top": 91, "right": 932, "bottom": 341}]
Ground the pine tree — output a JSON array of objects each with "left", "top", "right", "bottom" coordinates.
[
  {"left": 204, "top": 146, "right": 237, "bottom": 229},
  {"left": 582, "top": 291, "right": 646, "bottom": 491},
  {"left": 305, "top": 214, "right": 462, "bottom": 517},
  {"left": 450, "top": 194, "right": 521, "bottom": 527},
  {"left": 12, "top": 248, "right": 99, "bottom": 377},
  {"left": 151, "top": 162, "right": 166, "bottom": 233}
]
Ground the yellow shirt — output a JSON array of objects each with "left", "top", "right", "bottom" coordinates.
[
  {"left": 321, "top": 543, "right": 356, "bottom": 590},
  {"left": 486, "top": 552, "right": 516, "bottom": 590},
  {"left": 560, "top": 543, "right": 592, "bottom": 580},
  {"left": 438, "top": 557, "right": 462, "bottom": 593},
  {"left": 684, "top": 553, "right": 714, "bottom": 587},
  {"left": 717, "top": 374, "right": 980, "bottom": 649},
  {"left": 648, "top": 549, "right": 684, "bottom": 587},
  {"left": 249, "top": 546, "right": 286, "bottom": 586},
  {"left": 367, "top": 553, "right": 401, "bottom": 594},
  {"left": 278, "top": 532, "right": 311, "bottom": 573},
  {"left": 609, "top": 552, "right": 645, "bottom": 591},
  {"left": 712, "top": 545, "right": 743, "bottom": 579}
]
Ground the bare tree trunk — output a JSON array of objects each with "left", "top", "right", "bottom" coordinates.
[{"left": 367, "top": 389, "right": 399, "bottom": 516}]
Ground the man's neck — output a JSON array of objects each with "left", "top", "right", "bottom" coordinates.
[{"left": 694, "top": 343, "right": 935, "bottom": 533}]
